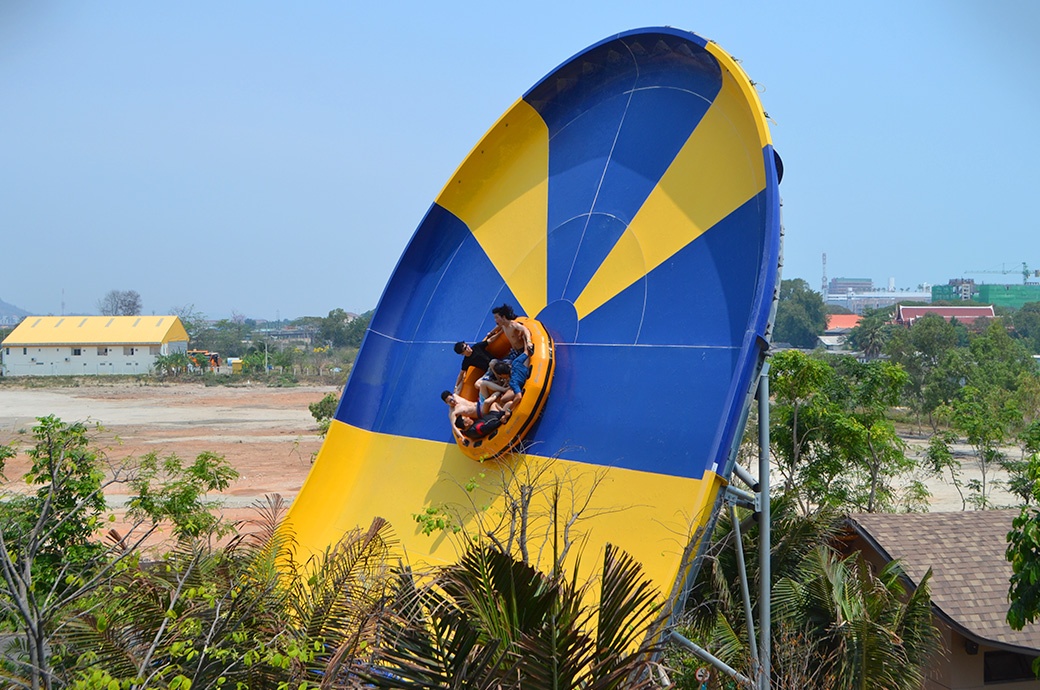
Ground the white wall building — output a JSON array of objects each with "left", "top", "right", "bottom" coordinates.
[{"left": 1, "top": 315, "right": 189, "bottom": 376}]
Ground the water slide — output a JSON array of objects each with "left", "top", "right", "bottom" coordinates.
[{"left": 285, "top": 27, "right": 782, "bottom": 607}]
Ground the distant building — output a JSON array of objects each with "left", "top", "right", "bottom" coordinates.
[
  {"left": 828, "top": 277, "right": 873, "bottom": 294},
  {"left": 932, "top": 279, "right": 976, "bottom": 303},
  {"left": 1, "top": 315, "right": 188, "bottom": 376},
  {"left": 976, "top": 284, "right": 1040, "bottom": 310},
  {"left": 826, "top": 314, "right": 863, "bottom": 331},
  {"left": 255, "top": 326, "right": 319, "bottom": 346},
  {"left": 818, "top": 313, "right": 863, "bottom": 352},
  {"left": 933, "top": 280, "right": 1040, "bottom": 310},
  {"left": 824, "top": 290, "right": 932, "bottom": 315},
  {"left": 896, "top": 305, "right": 995, "bottom": 327}
]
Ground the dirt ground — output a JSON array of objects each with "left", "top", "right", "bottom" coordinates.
[
  {"left": 0, "top": 381, "right": 339, "bottom": 540},
  {"left": 0, "top": 382, "right": 1022, "bottom": 526}
]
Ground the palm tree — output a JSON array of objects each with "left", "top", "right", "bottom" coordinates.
[
  {"left": 54, "top": 496, "right": 399, "bottom": 689},
  {"left": 773, "top": 546, "right": 939, "bottom": 690},
  {"left": 846, "top": 307, "right": 895, "bottom": 360},
  {"left": 675, "top": 499, "right": 940, "bottom": 689},
  {"left": 355, "top": 543, "right": 665, "bottom": 689}
]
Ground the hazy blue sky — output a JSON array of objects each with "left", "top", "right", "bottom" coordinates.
[{"left": 2, "top": 1, "right": 1037, "bottom": 320}]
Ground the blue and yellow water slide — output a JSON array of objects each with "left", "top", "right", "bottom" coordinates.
[{"left": 285, "top": 27, "right": 781, "bottom": 607}]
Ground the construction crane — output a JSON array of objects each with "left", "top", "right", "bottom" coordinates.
[{"left": 964, "top": 262, "right": 1039, "bottom": 284}]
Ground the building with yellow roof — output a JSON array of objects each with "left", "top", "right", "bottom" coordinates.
[{"left": 1, "top": 315, "right": 189, "bottom": 376}]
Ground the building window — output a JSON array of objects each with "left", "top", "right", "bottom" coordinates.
[
  {"left": 23, "top": 348, "right": 27, "bottom": 355},
  {"left": 124, "top": 347, "right": 135, "bottom": 356},
  {"left": 150, "top": 346, "right": 161, "bottom": 355},
  {"left": 984, "top": 650, "right": 1037, "bottom": 683},
  {"left": 98, "top": 347, "right": 108, "bottom": 356},
  {"left": 72, "top": 348, "right": 82, "bottom": 356}
]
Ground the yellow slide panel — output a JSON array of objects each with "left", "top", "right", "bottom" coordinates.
[{"left": 285, "top": 418, "right": 725, "bottom": 595}]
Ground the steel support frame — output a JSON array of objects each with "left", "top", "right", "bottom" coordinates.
[{"left": 669, "top": 364, "right": 771, "bottom": 689}]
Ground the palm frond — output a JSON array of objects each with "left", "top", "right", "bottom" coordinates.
[
  {"left": 510, "top": 590, "right": 595, "bottom": 690},
  {"left": 438, "top": 545, "right": 558, "bottom": 648},
  {"left": 360, "top": 567, "right": 508, "bottom": 688},
  {"left": 289, "top": 517, "right": 397, "bottom": 646},
  {"left": 586, "top": 544, "right": 662, "bottom": 688}
]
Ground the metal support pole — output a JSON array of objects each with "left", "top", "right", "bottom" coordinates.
[
  {"left": 731, "top": 504, "right": 759, "bottom": 669},
  {"left": 757, "top": 364, "right": 771, "bottom": 690},
  {"left": 670, "top": 631, "right": 755, "bottom": 689},
  {"left": 733, "top": 462, "right": 760, "bottom": 492},
  {"left": 725, "top": 485, "right": 758, "bottom": 510}
]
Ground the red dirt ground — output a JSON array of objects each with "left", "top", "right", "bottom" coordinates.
[{"left": 0, "top": 382, "right": 340, "bottom": 548}]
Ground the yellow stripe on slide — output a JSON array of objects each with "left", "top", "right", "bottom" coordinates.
[
  {"left": 574, "top": 59, "right": 768, "bottom": 321},
  {"left": 436, "top": 100, "right": 549, "bottom": 318},
  {"left": 285, "top": 419, "right": 726, "bottom": 600}
]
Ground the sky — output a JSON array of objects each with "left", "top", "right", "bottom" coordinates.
[{"left": 2, "top": 1, "right": 1038, "bottom": 321}]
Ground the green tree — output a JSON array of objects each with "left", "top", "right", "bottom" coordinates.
[
  {"left": 769, "top": 351, "right": 921, "bottom": 514},
  {"left": 1008, "top": 434, "right": 1040, "bottom": 634},
  {"left": 678, "top": 499, "right": 939, "bottom": 690},
  {"left": 885, "top": 313, "right": 958, "bottom": 427},
  {"left": 308, "top": 392, "right": 339, "bottom": 438},
  {"left": 769, "top": 349, "right": 837, "bottom": 514},
  {"left": 773, "top": 279, "right": 827, "bottom": 349},
  {"left": 0, "top": 417, "right": 239, "bottom": 690},
  {"left": 192, "top": 316, "right": 251, "bottom": 359},
  {"left": 773, "top": 547, "right": 940, "bottom": 690},
  {"left": 970, "top": 320, "right": 1036, "bottom": 394},
  {"left": 847, "top": 307, "right": 894, "bottom": 358},
  {"left": 317, "top": 309, "right": 372, "bottom": 349},
  {"left": 1012, "top": 302, "right": 1040, "bottom": 354},
  {"left": 829, "top": 357, "right": 916, "bottom": 512},
  {"left": 152, "top": 352, "right": 191, "bottom": 378},
  {"left": 943, "top": 385, "right": 1019, "bottom": 509},
  {"left": 919, "top": 346, "right": 973, "bottom": 432},
  {"left": 1003, "top": 420, "right": 1040, "bottom": 505},
  {"left": 923, "top": 431, "right": 967, "bottom": 510}
]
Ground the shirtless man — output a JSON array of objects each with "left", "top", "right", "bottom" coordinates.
[
  {"left": 487, "top": 304, "right": 533, "bottom": 356},
  {"left": 442, "top": 389, "right": 509, "bottom": 441},
  {"left": 442, "top": 390, "right": 480, "bottom": 441},
  {"left": 487, "top": 304, "right": 533, "bottom": 406}
]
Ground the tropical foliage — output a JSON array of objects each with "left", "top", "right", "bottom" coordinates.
[
  {"left": 769, "top": 350, "right": 923, "bottom": 514},
  {"left": 359, "top": 543, "right": 663, "bottom": 689},
  {"left": 1, "top": 420, "right": 669, "bottom": 690},
  {"left": 676, "top": 498, "right": 940, "bottom": 690},
  {"left": 0, "top": 417, "right": 240, "bottom": 690},
  {"left": 773, "top": 279, "right": 827, "bottom": 348},
  {"left": 55, "top": 504, "right": 398, "bottom": 690},
  {"left": 772, "top": 547, "right": 939, "bottom": 690}
]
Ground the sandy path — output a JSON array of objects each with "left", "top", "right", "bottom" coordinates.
[{"left": 0, "top": 383, "right": 339, "bottom": 521}]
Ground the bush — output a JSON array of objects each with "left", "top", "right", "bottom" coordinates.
[{"left": 309, "top": 392, "right": 339, "bottom": 438}]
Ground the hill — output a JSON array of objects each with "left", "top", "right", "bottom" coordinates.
[{"left": 0, "top": 298, "right": 29, "bottom": 326}]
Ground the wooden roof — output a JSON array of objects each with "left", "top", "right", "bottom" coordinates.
[{"left": 848, "top": 511, "right": 1040, "bottom": 653}]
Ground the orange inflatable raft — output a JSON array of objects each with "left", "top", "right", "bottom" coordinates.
[{"left": 453, "top": 317, "right": 555, "bottom": 460}]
